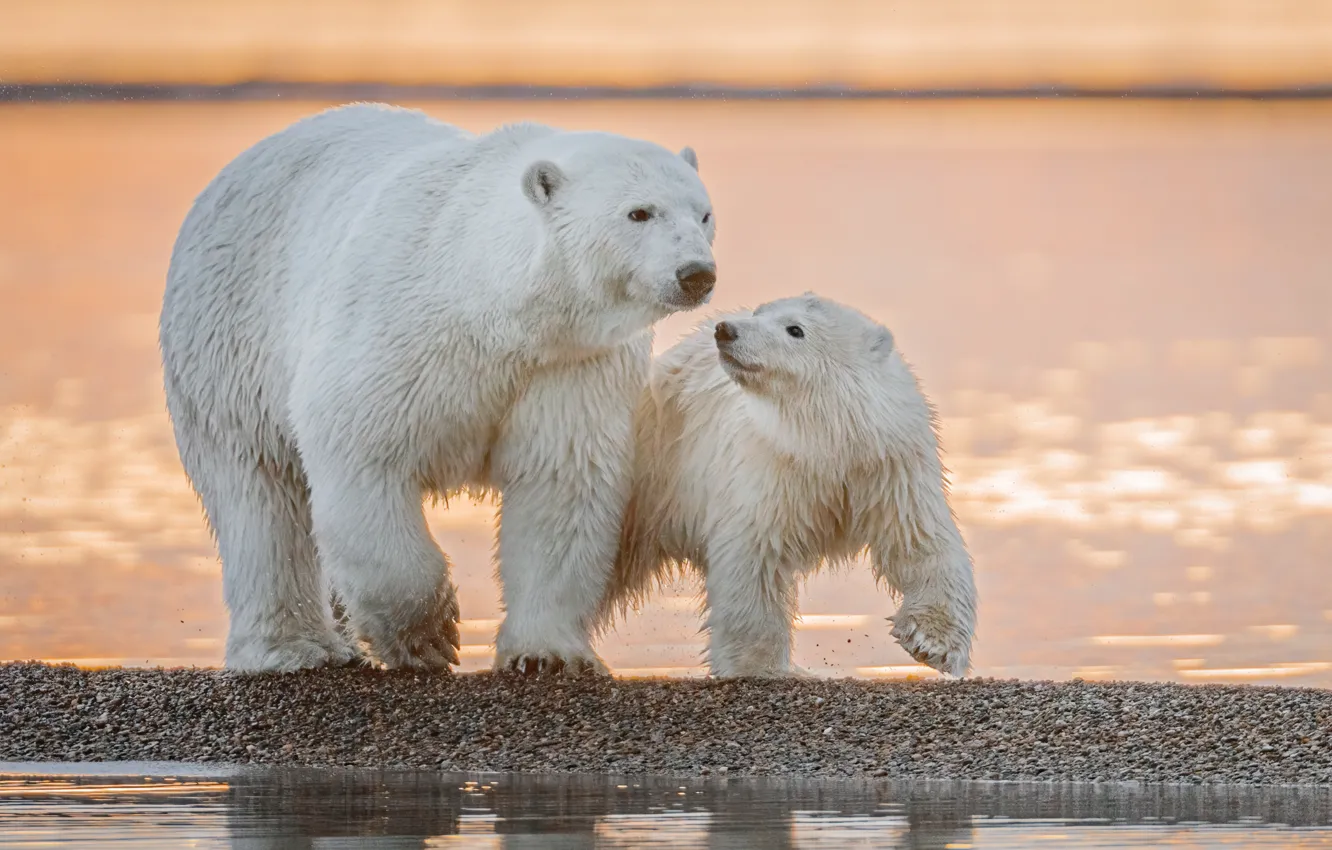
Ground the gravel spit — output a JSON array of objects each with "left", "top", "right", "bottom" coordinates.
[{"left": 3, "top": 662, "right": 1330, "bottom": 785}]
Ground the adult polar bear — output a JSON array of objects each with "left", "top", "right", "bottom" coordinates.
[
  {"left": 602, "top": 295, "right": 976, "bottom": 678},
  {"left": 160, "top": 103, "right": 717, "bottom": 674}
]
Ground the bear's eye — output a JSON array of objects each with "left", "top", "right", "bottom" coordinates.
[
  {"left": 786, "top": 325, "right": 805, "bottom": 339},
  {"left": 702, "top": 212, "right": 712, "bottom": 224},
  {"left": 628, "top": 208, "right": 652, "bottom": 222}
]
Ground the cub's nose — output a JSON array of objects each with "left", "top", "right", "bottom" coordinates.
[
  {"left": 714, "top": 320, "right": 737, "bottom": 344},
  {"left": 676, "top": 261, "right": 717, "bottom": 303}
]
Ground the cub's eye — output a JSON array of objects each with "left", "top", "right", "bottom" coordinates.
[
  {"left": 628, "top": 208, "right": 652, "bottom": 222},
  {"left": 702, "top": 212, "right": 712, "bottom": 224},
  {"left": 786, "top": 325, "right": 804, "bottom": 339}
]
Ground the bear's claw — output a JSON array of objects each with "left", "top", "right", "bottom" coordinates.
[{"left": 501, "top": 652, "right": 609, "bottom": 678}]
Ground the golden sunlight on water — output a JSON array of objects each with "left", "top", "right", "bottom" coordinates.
[
  {"left": 6, "top": 768, "right": 1332, "bottom": 846},
  {"left": 1, "top": 99, "right": 1329, "bottom": 683}
]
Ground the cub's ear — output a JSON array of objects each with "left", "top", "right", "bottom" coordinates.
[
  {"left": 522, "top": 160, "right": 565, "bottom": 206},
  {"left": 870, "top": 327, "right": 895, "bottom": 355},
  {"left": 679, "top": 146, "right": 699, "bottom": 171}
]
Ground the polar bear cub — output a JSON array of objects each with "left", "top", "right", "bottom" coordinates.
[{"left": 602, "top": 294, "right": 977, "bottom": 678}]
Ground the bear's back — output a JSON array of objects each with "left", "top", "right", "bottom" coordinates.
[
  {"left": 165, "top": 104, "right": 469, "bottom": 314},
  {"left": 160, "top": 104, "right": 485, "bottom": 451}
]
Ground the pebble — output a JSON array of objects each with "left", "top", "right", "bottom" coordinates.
[{"left": 2, "top": 662, "right": 1330, "bottom": 785}]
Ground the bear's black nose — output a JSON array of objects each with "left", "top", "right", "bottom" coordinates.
[
  {"left": 714, "top": 320, "right": 737, "bottom": 344},
  {"left": 676, "top": 261, "right": 717, "bottom": 302}
]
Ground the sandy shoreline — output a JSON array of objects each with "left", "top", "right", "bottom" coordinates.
[{"left": 3, "top": 662, "right": 1329, "bottom": 785}]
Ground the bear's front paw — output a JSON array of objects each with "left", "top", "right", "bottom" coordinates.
[
  {"left": 707, "top": 658, "right": 804, "bottom": 679},
  {"left": 496, "top": 650, "right": 609, "bottom": 678},
  {"left": 889, "top": 602, "right": 972, "bottom": 677},
  {"left": 226, "top": 634, "right": 360, "bottom": 674}
]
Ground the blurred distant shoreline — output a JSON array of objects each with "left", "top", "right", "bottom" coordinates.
[{"left": 6, "top": 82, "right": 1332, "bottom": 103}]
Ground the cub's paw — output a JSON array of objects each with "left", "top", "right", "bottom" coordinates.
[
  {"left": 496, "top": 650, "right": 609, "bottom": 678},
  {"left": 889, "top": 603, "right": 972, "bottom": 677}
]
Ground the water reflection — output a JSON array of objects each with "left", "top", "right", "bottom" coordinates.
[
  {"left": 1, "top": 99, "right": 1330, "bottom": 683},
  {"left": 2, "top": 764, "right": 1332, "bottom": 848}
]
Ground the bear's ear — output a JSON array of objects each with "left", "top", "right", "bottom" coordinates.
[
  {"left": 522, "top": 160, "right": 565, "bottom": 207},
  {"left": 679, "top": 146, "right": 699, "bottom": 172},
  {"left": 870, "top": 327, "right": 895, "bottom": 355}
]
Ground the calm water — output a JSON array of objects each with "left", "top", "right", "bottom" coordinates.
[
  {"left": 1, "top": 98, "right": 1330, "bottom": 683},
  {"left": 3, "top": 763, "right": 1332, "bottom": 848}
]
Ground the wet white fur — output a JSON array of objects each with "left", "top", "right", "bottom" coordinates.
[
  {"left": 160, "top": 103, "right": 715, "bottom": 673},
  {"left": 602, "top": 294, "right": 976, "bottom": 678}
]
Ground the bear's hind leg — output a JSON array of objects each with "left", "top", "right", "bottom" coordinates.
[
  {"left": 190, "top": 446, "right": 353, "bottom": 672},
  {"left": 306, "top": 469, "right": 460, "bottom": 671},
  {"left": 873, "top": 526, "right": 977, "bottom": 678}
]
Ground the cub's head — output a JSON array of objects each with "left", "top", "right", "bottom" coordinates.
[
  {"left": 712, "top": 294, "right": 896, "bottom": 402},
  {"left": 522, "top": 133, "right": 717, "bottom": 323}
]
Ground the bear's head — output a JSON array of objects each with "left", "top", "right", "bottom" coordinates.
[
  {"left": 712, "top": 293, "right": 897, "bottom": 404},
  {"left": 521, "top": 133, "right": 717, "bottom": 335}
]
